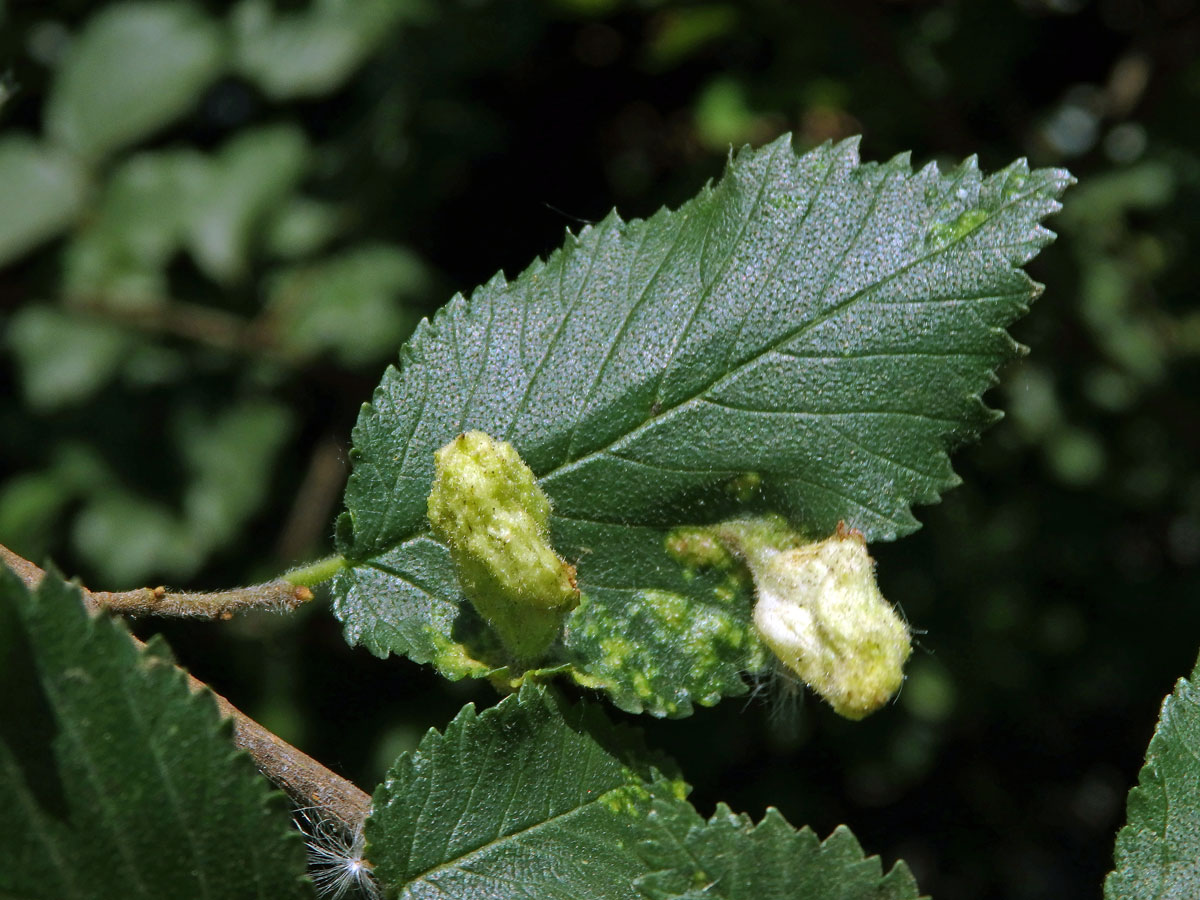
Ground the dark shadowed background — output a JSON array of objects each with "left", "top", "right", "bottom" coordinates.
[{"left": 1, "top": 1, "right": 1198, "bottom": 897}]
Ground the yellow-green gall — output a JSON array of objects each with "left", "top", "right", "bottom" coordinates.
[
  {"left": 749, "top": 523, "right": 911, "bottom": 719},
  {"left": 427, "top": 431, "right": 579, "bottom": 663}
]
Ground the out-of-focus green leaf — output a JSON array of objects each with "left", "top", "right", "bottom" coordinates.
[
  {"left": 0, "top": 447, "right": 110, "bottom": 564},
  {"left": 231, "top": 0, "right": 423, "bottom": 100},
  {"left": 1056, "top": 163, "right": 1175, "bottom": 390},
  {"left": 64, "top": 128, "right": 310, "bottom": 296},
  {"left": 184, "top": 125, "right": 310, "bottom": 284},
  {"left": 264, "top": 196, "right": 341, "bottom": 260},
  {"left": 333, "top": 136, "right": 1071, "bottom": 715},
  {"left": 1106, "top": 650, "right": 1200, "bottom": 900},
  {"left": 694, "top": 76, "right": 761, "bottom": 152},
  {"left": 7, "top": 306, "right": 130, "bottom": 411},
  {"left": 178, "top": 399, "right": 295, "bottom": 548},
  {"left": 1057, "top": 162, "right": 1174, "bottom": 229},
  {"left": 63, "top": 400, "right": 294, "bottom": 586},
  {"left": 0, "top": 473, "right": 72, "bottom": 561},
  {"left": 646, "top": 5, "right": 739, "bottom": 69},
  {"left": 0, "top": 136, "right": 86, "bottom": 267},
  {"left": 63, "top": 151, "right": 206, "bottom": 306},
  {"left": 45, "top": 2, "right": 225, "bottom": 161},
  {"left": 264, "top": 245, "right": 428, "bottom": 365},
  {"left": 73, "top": 492, "right": 202, "bottom": 586},
  {"left": 547, "top": 0, "right": 620, "bottom": 15},
  {"left": 0, "top": 568, "right": 312, "bottom": 899},
  {"left": 1078, "top": 256, "right": 1166, "bottom": 384}
]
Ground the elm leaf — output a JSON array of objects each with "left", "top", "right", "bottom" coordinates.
[
  {"left": 1106, "top": 650, "right": 1200, "bottom": 900},
  {"left": 335, "top": 135, "right": 1071, "bottom": 715},
  {"left": 366, "top": 684, "right": 920, "bottom": 900},
  {"left": 0, "top": 567, "right": 311, "bottom": 899}
]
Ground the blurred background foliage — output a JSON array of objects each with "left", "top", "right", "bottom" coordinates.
[{"left": 0, "top": 1, "right": 1198, "bottom": 898}]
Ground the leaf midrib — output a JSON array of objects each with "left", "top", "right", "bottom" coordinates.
[
  {"left": 400, "top": 779, "right": 652, "bottom": 894},
  {"left": 359, "top": 168, "right": 1049, "bottom": 561},
  {"left": 0, "top": 749, "right": 80, "bottom": 898},
  {"left": 47, "top": 670, "right": 154, "bottom": 898},
  {"left": 539, "top": 175, "right": 1041, "bottom": 491}
]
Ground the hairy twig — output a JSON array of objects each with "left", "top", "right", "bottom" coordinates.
[
  {"left": 87, "top": 581, "right": 314, "bottom": 619},
  {"left": 0, "top": 544, "right": 372, "bottom": 831}
]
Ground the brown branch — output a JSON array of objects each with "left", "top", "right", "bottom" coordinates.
[
  {"left": 68, "top": 294, "right": 280, "bottom": 358},
  {"left": 207, "top": 687, "right": 371, "bottom": 827},
  {"left": 275, "top": 435, "right": 349, "bottom": 562},
  {"left": 0, "top": 545, "right": 371, "bottom": 831},
  {"left": 88, "top": 581, "right": 314, "bottom": 619}
]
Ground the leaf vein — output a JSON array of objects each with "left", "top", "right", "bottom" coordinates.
[
  {"left": 501, "top": 221, "right": 608, "bottom": 443},
  {"left": 563, "top": 214, "right": 684, "bottom": 462},
  {"left": 540, "top": 167, "right": 1052, "bottom": 490}
]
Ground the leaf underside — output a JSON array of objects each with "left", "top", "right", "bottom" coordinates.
[
  {"left": 0, "top": 567, "right": 311, "bottom": 900},
  {"left": 366, "top": 683, "right": 919, "bottom": 900},
  {"left": 334, "top": 134, "right": 1072, "bottom": 715},
  {"left": 1105, "top": 651, "right": 1200, "bottom": 900}
]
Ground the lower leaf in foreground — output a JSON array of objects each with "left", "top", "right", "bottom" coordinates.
[
  {"left": 365, "top": 683, "right": 920, "bottom": 900},
  {"left": 1106, "top": 650, "right": 1200, "bottom": 900},
  {"left": 636, "top": 803, "right": 920, "bottom": 900},
  {"left": 0, "top": 565, "right": 311, "bottom": 900}
]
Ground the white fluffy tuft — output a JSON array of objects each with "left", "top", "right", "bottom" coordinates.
[{"left": 294, "top": 808, "right": 382, "bottom": 900}]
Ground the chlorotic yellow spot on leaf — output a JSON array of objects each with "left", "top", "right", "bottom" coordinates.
[
  {"left": 563, "top": 582, "right": 756, "bottom": 716},
  {"left": 425, "top": 629, "right": 495, "bottom": 680},
  {"left": 599, "top": 636, "right": 636, "bottom": 667},
  {"left": 925, "top": 207, "right": 991, "bottom": 249},
  {"left": 598, "top": 783, "right": 652, "bottom": 817},
  {"left": 724, "top": 471, "right": 763, "bottom": 502},
  {"left": 664, "top": 527, "right": 734, "bottom": 571},
  {"left": 641, "top": 590, "right": 690, "bottom": 629}
]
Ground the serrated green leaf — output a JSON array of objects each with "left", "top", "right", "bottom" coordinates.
[
  {"left": 0, "top": 567, "right": 312, "bottom": 899},
  {"left": 366, "top": 684, "right": 921, "bottom": 900},
  {"left": 367, "top": 683, "right": 693, "bottom": 899},
  {"left": 334, "top": 135, "right": 1071, "bottom": 715},
  {"left": 1106, "top": 650, "right": 1200, "bottom": 900},
  {"left": 0, "top": 136, "right": 87, "bottom": 267},
  {"left": 45, "top": 2, "right": 225, "bottom": 161},
  {"left": 635, "top": 805, "right": 920, "bottom": 900}
]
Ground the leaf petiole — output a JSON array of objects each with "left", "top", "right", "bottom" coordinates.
[{"left": 284, "top": 553, "right": 349, "bottom": 587}]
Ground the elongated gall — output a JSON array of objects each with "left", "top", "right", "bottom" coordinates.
[{"left": 427, "top": 431, "right": 578, "bottom": 662}]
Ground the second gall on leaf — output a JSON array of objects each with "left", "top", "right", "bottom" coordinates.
[{"left": 713, "top": 517, "right": 912, "bottom": 720}]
